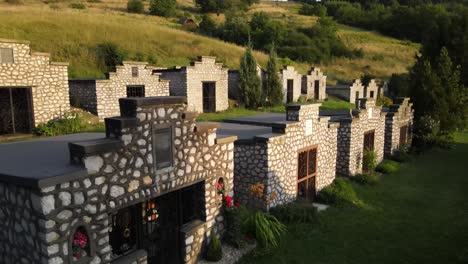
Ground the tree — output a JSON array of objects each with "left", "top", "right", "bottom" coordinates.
[
  {"left": 388, "top": 73, "right": 409, "bottom": 98},
  {"left": 265, "top": 44, "right": 283, "bottom": 106},
  {"left": 127, "top": 0, "right": 144, "bottom": 13},
  {"left": 238, "top": 42, "right": 263, "bottom": 109},
  {"left": 95, "top": 42, "right": 126, "bottom": 73},
  {"left": 149, "top": 0, "right": 176, "bottom": 17},
  {"left": 199, "top": 15, "right": 218, "bottom": 37}
]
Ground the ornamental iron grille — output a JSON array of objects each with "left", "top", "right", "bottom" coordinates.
[
  {"left": 0, "top": 87, "right": 33, "bottom": 135},
  {"left": 126, "top": 85, "right": 145, "bottom": 98},
  {"left": 297, "top": 146, "right": 317, "bottom": 201},
  {"left": 364, "top": 130, "right": 375, "bottom": 151},
  {"left": 109, "top": 205, "right": 139, "bottom": 259}
]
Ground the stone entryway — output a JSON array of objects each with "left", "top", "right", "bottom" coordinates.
[
  {"left": 202, "top": 82, "right": 216, "bottom": 113},
  {"left": 0, "top": 87, "right": 33, "bottom": 135},
  {"left": 297, "top": 146, "right": 318, "bottom": 201}
]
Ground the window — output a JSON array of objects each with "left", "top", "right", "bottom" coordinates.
[
  {"left": 153, "top": 127, "right": 173, "bottom": 170},
  {"left": 109, "top": 206, "right": 139, "bottom": 259},
  {"left": 297, "top": 147, "right": 317, "bottom": 201},
  {"left": 132, "top": 67, "right": 139, "bottom": 77},
  {"left": 0, "top": 48, "right": 14, "bottom": 63},
  {"left": 364, "top": 130, "right": 375, "bottom": 151},
  {"left": 127, "top": 85, "right": 145, "bottom": 97}
]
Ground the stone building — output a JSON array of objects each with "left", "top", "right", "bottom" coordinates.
[
  {"left": 0, "top": 96, "right": 237, "bottom": 264},
  {"left": 364, "top": 79, "right": 379, "bottom": 99},
  {"left": 384, "top": 97, "right": 413, "bottom": 156},
  {"left": 301, "top": 67, "right": 327, "bottom": 100},
  {"left": 326, "top": 79, "right": 364, "bottom": 104},
  {"left": 218, "top": 104, "right": 339, "bottom": 210},
  {"left": 154, "top": 56, "right": 228, "bottom": 113},
  {"left": 0, "top": 38, "right": 70, "bottom": 135},
  {"left": 321, "top": 98, "right": 386, "bottom": 177},
  {"left": 69, "top": 61, "right": 169, "bottom": 121},
  {"left": 279, "top": 66, "right": 302, "bottom": 103},
  {"left": 227, "top": 64, "right": 265, "bottom": 100}
]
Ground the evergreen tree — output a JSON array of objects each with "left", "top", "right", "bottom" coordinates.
[
  {"left": 238, "top": 42, "right": 263, "bottom": 109},
  {"left": 149, "top": 0, "right": 176, "bottom": 17},
  {"left": 265, "top": 44, "right": 283, "bottom": 105}
]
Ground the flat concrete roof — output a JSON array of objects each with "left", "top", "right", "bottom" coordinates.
[
  {"left": 0, "top": 133, "right": 105, "bottom": 188},
  {"left": 217, "top": 122, "right": 272, "bottom": 140},
  {"left": 223, "top": 113, "right": 292, "bottom": 127}
]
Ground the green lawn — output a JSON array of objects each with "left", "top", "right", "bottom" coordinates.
[{"left": 239, "top": 132, "right": 468, "bottom": 264}]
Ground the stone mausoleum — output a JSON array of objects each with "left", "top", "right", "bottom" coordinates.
[
  {"left": 69, "top": 61, "right": 169, "bottom": 121},
  {"left": 364, "top": 79, "right": 379, "bottom": 99},
  {"left": 301, "top": 67, "right": 327, "bottom": 101},
  {"left": 279, "top": 66, "right": 302, "bottom": 103},
  {"left": 218, "top": 104, "right": 339, "bottom": 210},
  {"left": 326, "top": 79, "right": 364, "bottom": 104},
  {"left": 154, "top": 56, "right": 228, "bottom": 113},
  {"left": 384, "top": 97, "right": 414, "bottom": 156},
  {"left": 0, "top": 38, "right": 70, "bottom": 135},
  {"left": 0, "top": 96, "right": 237, "bottom": 264},
  {"left": 321, "top": 98, "right": 386, "bottom": 177}
]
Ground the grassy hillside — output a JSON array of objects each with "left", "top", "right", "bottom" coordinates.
[{"left": 0, "top": 1, "right": 418, "bottom": 82}]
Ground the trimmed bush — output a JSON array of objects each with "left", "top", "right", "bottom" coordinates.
[
  {"left": 317, "top": 178, "right": 364, "bottom": 207},
  {"left": 376, "top": 160, "right": 400, "bottom": 174},
  {"left": 363, "top": 148, "right": 377, "bottom": 174},
  {"left": 352, "top": 173, "right": 379, "bottom": 185},
  {"left": 269, "top": 201, "right": 317, "bottom": 224},
  {"left": 127, "top": 0, "right": 144, "bottom": 13},
  {"left": 205, "top": 233, "right": 223, "bottom": 262},
  {"left": 243, "top": 211, "right": 286, "bottom": 248}
]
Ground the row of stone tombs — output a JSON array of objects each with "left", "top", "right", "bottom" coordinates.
[{"left": 0, "top": 94, "right": 413, "bottom": 264}]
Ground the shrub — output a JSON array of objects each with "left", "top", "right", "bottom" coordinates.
[
  {"left": 34, "top": 113, "right": 87, "bottom": 136},
  {"left": 269, "top": 202, "right": 317, "bottom": 224},
  {"left": 69, "top": 2, "right": 87, "bottom": 9},
  {"left": 95, "top": 42, "right": 126, "bottom": 73},
  {"left": 243, "top": 211, "right": 286, "bottom": 248},
  {"left": 300, "top": 4, "right": 327, "bottom": 17},
  {"left": 391, "top": 144, "right": 412, "bottom": 163},
  {"left": 363, "top": 148, "right": 377, "bottom": 174},
  {"left": 376, "top": 95, "right": 393, "bottom": 107},
  {"left": 297, "top": 95, "right": 307, "bottom": 104},
  {"left": 352, "top": 173, "right": 379, "bottom": 185},
  {"left": 376, "top": 159, "right": 400, "bottom": 174},
  {"left": 225, "top": 205, "right": 249, "bottom": 248},
  {"left": 127, "top": 0, "right": 144, "bottom": 13},
  {"left": 149, "top": 0, "right": 176, "bottom": 17},
  {"left": 205, "top": 233, "right": 222, "bottom": 262},
  {"left": 317, "top": 178, "right": 364, "bottom": 207}
]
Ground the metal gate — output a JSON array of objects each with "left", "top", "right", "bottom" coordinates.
[{"left": 0, "top": 87, "right": 33, "bottom": 135}]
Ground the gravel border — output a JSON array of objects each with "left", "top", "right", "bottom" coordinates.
[{"left": 198, "top": 242, "right": 256, "bottom": 264}]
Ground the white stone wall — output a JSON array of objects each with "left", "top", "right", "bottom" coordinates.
[
  {"left": 384, "top": 97, "right": 414, "bottom": 156},
  {"left": 336, "top": 99, "right": 386, "bottom": 176},
  {"left": 0, "top": 39, "right": 70, "bottom": 126},
  {"left": 279, "top": 66, "right": 302, "bottom": 103},
  {"left": 302, "top": 67, "right": 327, "bottom": 100},
  {"left": 94, "top": 61, "right": 169, "bottom": 120},
  {"left": 365, "top": 79, "right": 379, "bottom": 99}
]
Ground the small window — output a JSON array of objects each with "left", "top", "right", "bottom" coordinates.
[
  {"left": 109, "top": 206, "right": 138, "bottom": 259},
  {"left": 153, "top": 127, "right": 173, "bottom": 170},
  {"left": 127, "top": 85, "right": 145, "bottom": 97},
  {"left": 0, "top": 48, "right": 14, "bottom": 63},
  {"left": 131, "top": 67, "right": 139, "bottom": 77},
  {"left": 370, "top": 91, "right": 375, "bottom": 98}
]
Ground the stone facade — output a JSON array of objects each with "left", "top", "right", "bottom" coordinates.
[
  {"left": 0, "top": 38, "right": 70, "bottom": 127},
  {"left": 279, "top": 66, "right": 302, "bottom": 103},
  {"left": 364, "top": 79, "right": 379, "bottom": 99},
  {"left": 155, "top": 57, "right": 228, "bottom": 113},
  {"left": 232, "top": 104, "right": 339, "bottom": 210},
  {"left": 326, "top": 79, "right": 365, "bottom": 104},
  {"left": 384, "top": 97, "right": 414, "bottom": 156},
  {"left": 0, "top": 97, "right": 236, "bottom": 264},
  {"left": 69, "top": 61, "right": 169, "bottom": 121},
  {"left": 301, "top": 67, "right": 327, "bottom": 100},
  {"left": 329, "top": 98, "right": 386, "bottom": 177}
]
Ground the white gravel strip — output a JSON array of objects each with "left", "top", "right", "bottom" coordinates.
[{"left": 198, "top": 242, "right": 256, "bottom": 264}]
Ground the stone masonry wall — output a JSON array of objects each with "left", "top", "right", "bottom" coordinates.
[
  {"left": 384, "top": 97, "right": 414, "bottom": 156},
  {"left": 92, "top": 61, "right": 169, "bottom": 120},
  {"left": 336, "top": 99, "right": 386, "bottom": 177},
  {"left": 280, "top": 66, "right": 302, "bottom": 103},
  {"left": 69, "top": 79, "right": 98, "bottom": 115},
  {"left": 0, "top": 39, "right": 70, "bottom": 126},
  {"left": 234, "top": 104, "right": 339, "bottom": 210},
  {"left": 9, "top": 98, "right": 236, "bottom": 264},
  {"left": 301, "top": 67, "right": 327, "bottom": 100}
]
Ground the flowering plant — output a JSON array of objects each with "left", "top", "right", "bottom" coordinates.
[
  {"left": 72, "top": 230, "right": 89, "bottom": 260},
  {"left": 216, "top": 181, "right": 225, "bottom": 196}
]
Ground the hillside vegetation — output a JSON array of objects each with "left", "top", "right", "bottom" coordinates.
[{"left": 0, "top": 1, "right": 418, "bottom": 83}]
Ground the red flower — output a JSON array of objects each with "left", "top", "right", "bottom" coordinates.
[
  {"left": 223, "top": 195, "right": 233, "bottom": 208},
  {"left": 234, "top": 201, "right": 241, "bottom": 207},
  {"left": 75, "top": 252, "right": 81, "bottom": 259}
]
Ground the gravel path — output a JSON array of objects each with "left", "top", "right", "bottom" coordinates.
[{"left": 198, "top": 243, "right": 256, "bottom": 264}]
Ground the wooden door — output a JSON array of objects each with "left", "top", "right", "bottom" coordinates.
[
  {"left": 297, "top": 146, "right": 317, "bottom": 201},
  {"left": 399, "top": 125, "right": 408, "bottom": 145},
  {"left": 364, "top": 130, "right": 375, "bottom": 151},
  {"left": 314, "top": 80, "right": 320, "bottom": 100},
  {"left": 287, "top": 79, "right": 294, "bottom": 103},
  {"left": 203, "top": 82, "right": 216, "bottom": 113}
]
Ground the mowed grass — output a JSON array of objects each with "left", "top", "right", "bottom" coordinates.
[{"left": 239, "top": 132, "right": 468, "bottom": 264}]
